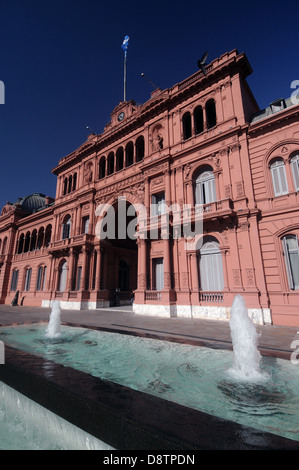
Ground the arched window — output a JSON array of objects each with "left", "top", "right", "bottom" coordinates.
[
  {"left": 2, "top": 237, "right": 7, "bottom": 255},
  {"left": 37, "top": 227, "right": 44, "bottom": 249},
  {"left": 36, "top": 265, "right": 47, "bottom": 291},
  {"left": 182, "top": 112, "right": 192, "bottom": 140},
  {"left": 17, "top": 234, "right": 24, "bottom": 254},
  {"left": 194, "top": 106, "right": 204, "bottom": 134},
  {"left": 290, "top": 153, "right": 299, "bottom": 191},
  {"left": 68, "top": 175, "right": 73, "bottom": 194},
  {"left": 199, "top": 237, "right": 224, "bottom": 291},
  {"left": 58, "top": 259, "right": 67, "bottom": 292},
  {"left": 99, "top": 156, "right": 106, "bottom": 179},
  {"left": 206, "top": 99, "right": 216, "bottom": 129},
  {"left": 30, "top": 229, "right": 37, "bottom": 251},
  {"left": 107, "top": 152, "right": 114, "bottom": 175},
  {"left": 282, "top": 235, "right": 299, "bottom": 290},
  {"left": 125, "top": 141, "right": 134, "bottom": 167},
  {"left": 194, "top": 166, "right": 216, "bottom": 205},
  {"left": 136, "top": 136, "right": 145, "bottom": 162},
  {"left": 10, "top": 269, "right": 19, "bottom": 291},
  {"left": 24, "top": 267, "right": 32, "bottom": 291},
  {"left": 72, "top": 172, "right": 77, "bottom": 191},
  {"left": 116, "top": 147, "right": 124, "bottom": 171},
  {"left": 24, "top": 232, "right": 31, "bottom": 253},
  {"left": 63, "top": 178, "right": 68, "bottom": 196},
  {"left": 62, "top": 215, "right": 71, "bottom": 240},
  {"left": 270, "top": 159, "right": 288, "bottom": 196},
  {"left": 44, "top": 225, "right": 52, "bottom": 247}
]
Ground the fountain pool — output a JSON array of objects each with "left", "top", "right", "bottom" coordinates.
[
  {"left": 0, "top": 380, "right": 113, "bottom": 450},
  {"left": 0, "top": 321, "right": 299, "bottom": 443}
]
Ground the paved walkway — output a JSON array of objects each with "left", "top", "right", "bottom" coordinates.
[{"left": 0, "top": 304, "right": 298, "bottom": 359}]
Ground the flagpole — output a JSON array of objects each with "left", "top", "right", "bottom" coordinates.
[
  {"left": 124, "top": 50, "right": 127, "bottom": 102},
  {"left": 121, "top": 35, "right": 129, "bottom": 102}
]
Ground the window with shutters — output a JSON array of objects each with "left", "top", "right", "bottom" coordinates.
[
  {"left": 58, "top": 260, "right": 67, "bottom": 292},
  {"left": 10, "top": 269, "right": 19, "bottom": 291},
  {"left": 24, "top": 267, "right": 32, "bottom": 291},
  {"left": 151, "top": 193, "right": 166, "bottom": 216},
  {"left": 282, "top": 235, "right": 299, "bottom": 290},
  {"left": 290, "top": 153, "right": 299, "bottom": 191},
  {"left": 270, "top": 159, "right": 288, "bottom": 196},
  {"left": 153, "top": 258, "right": 164, "bottom": 291},
  {"left": 62, "top": 215, "right": 71, "bottom": 239},
  {"left": 199, "top": 237, "right": 224, "bottom": 291},
  {"left": 194, "top": 166, "right": 216, "bottom": 205}
]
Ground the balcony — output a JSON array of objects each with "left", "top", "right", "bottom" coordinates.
[
  {"left": 199, "top": 291, "right": 224, "bottom": 303},
  {"left": 184, "top": 199, "right": 235, "bottom": 223},
  {"left": 48, "top": 233, "right": 94, "bottom": 254},
  {"left": 145, "top": 290, "right": 162, "bottom": 301}
]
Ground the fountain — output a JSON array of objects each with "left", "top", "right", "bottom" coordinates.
[
  {"left": 45, "top": 300, "right": 61, "bottom": 338},
  {"left": 227, "top": 294, "right": 267, "bottom": 382},
  {"left": 1, "top": 295, "right": 299, "bottom": 447}
]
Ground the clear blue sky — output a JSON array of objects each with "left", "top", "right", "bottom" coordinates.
[{"left": 0, "top": 0, "right": 298, "bottom": 208}]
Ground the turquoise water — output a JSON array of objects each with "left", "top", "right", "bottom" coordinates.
[
  {"left": 0, "top": 380, "right": 114, "bottom": 450},
  {"left": 1, "top": 323, "right": 299, "bottom": 442}
]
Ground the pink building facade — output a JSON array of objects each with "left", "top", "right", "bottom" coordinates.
[{"left": 0, "top": 49, "right": 299, "bottom": 326}]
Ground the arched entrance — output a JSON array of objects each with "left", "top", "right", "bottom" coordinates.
[{"left": 100, "top": 198, "right": 138, "bottom": 305}]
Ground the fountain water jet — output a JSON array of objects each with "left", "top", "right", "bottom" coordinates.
[
  {"left": 46, "top": 300, "right": 62, "bottom": 338},
  {"left": 227, "top": 294, "right": 267, "bottom": 383}
]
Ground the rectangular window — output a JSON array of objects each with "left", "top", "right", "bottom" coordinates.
[
  {"left": 291, "top": 157, "right": 299, "bottom": 191},
  {"left": 151, "top": 193, "right": 166, "bottom": 216},
  {"left": 36, "top": 266, "right": 43, "bottom": 291},
  {"left": 76, "top": 266, "right": 82, "bottom": 291},
  {"left": 283, "top": 236, "right": 299, "bottom": 290},
  {"left": 153, "top": 258, "right": 164, "bottom": 290},
  {"left": 42, "top": 266, "right": 47, "bottom": 291},
  {"left": 82, "top": 216, "right": 90, "bottom": 234},
  {"left": 271, "top": 161, "right": 288, "bottom": 196},
  {"left": 10, "top": 270, "right": 19, "bottom": 291},
  {"left": 24, "top": 268, "right": 32, "bottom": 291}
]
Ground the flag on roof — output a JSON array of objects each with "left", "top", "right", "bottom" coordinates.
[{"left": 121, "top": 35, "right": 130, "bottom": 52}]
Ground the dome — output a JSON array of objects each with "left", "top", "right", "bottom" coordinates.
[{"left": 18, "top": 193, "right": 46, "bottom": 213}]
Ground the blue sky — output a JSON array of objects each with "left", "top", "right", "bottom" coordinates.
[{"left": 0, "top": 0, "right": 298, "bottom": 208}]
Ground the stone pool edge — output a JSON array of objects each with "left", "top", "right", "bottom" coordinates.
[{"left": 0, "top": 342, "right": 299, "bottom": 450}]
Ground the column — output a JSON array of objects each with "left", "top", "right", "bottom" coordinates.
[
  {"left": 88, "top": 199, "right": 94, "bottom": 235},
  {"left": 67, "top": 247, "right": 75, "bottom": 291},
  {"left": 95, "top": 245, "right": 103, "bottom": 291},
  {"left": 80, "top": 248, "right": 88, "bottom": 291},
  {"left": 137, "top": 238, "right": 147, "bottom": 290},
  {"left": 163, "top": 238, "right": 172, "bottom": 290},
  {"left": 76, "top": 204, "right": 82, "bottom": 235}
]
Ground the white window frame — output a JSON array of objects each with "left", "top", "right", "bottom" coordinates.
[
  {"left": 282, "top": 235, "right": 299, "bottom": 290},
  {"left": 24, "top": 268, "right": 32, "bottom": 291},
  {"left": 270, "top": 159, "right": 288, "bottom": 196},
  {"left": 62, "top": 216, "right": 71, "bottom": 239},
  {"left": 58, "top": 260, "right": 67, "bottom": 292},
  {"left": 151, "top": 193, "right": 166, "bottom": 216},
  {"left": 199, "top": 239, "right": 224, "bottom": 292},
  {"left": 153, "top": 258, "right": 164, "bottom": 291},
  {"left": 290, "top": 154, "right": 299, "bottom": 191},
  {"left": 195, "top": 170, "right": 216, "bottom": 205}
]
